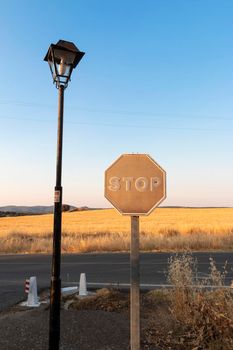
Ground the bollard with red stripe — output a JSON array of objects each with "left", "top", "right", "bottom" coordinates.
[
  {"left": 21, "top": 277, "right": 40, "bottom": 307},
  {"left": 25, "top": 279, "right": 30, "bottom": 294}
]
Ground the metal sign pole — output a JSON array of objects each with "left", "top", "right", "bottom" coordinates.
[
  {"left": 49, "top": 85, "right": 64, "bottom": 350},
  {"left": 130, "top": 215, "right": 140, "bottom": 350},
  {"left": 104, "top": 153, "right": 166, "bottom": 350}
]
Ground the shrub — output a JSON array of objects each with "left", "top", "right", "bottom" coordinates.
[{"left": 167, "top": 253, "right": 233, "bottom": 349}]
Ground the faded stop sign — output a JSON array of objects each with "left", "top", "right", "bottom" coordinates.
[{"left": 105, "top": 154, "right": 166, "bottom": 215}]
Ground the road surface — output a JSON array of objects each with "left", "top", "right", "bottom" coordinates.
[{"left": 0, "top": 252, "right": 233, "bottom": 311}]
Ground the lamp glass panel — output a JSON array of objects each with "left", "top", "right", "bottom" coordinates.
[
  {"left": 55, "top": 61, "right": 72, "bottom": 77},
  {"left": 53, "top": 48, "right": 76, "bottom": 65},
  {"left": 48, "top": 58, "right": 56, "bottom": 80}
]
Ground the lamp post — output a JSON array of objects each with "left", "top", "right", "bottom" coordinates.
[{"left": 44, "top": 40, "right": 84, "bottom": 350}]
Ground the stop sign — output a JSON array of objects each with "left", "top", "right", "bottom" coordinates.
[{"left": 105, "top": 154, "right": 166, "bottom": 215}]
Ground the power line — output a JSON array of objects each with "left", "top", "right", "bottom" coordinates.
[
  {"left": 0, "top": 99, "right": 232, "bottom": 121},
  {"left": 0, "top": 115, "right": 232, "bottom": 132}
]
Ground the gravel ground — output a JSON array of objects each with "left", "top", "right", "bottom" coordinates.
[{"left": 0, "top": 305, "right": 130, "bottom": 350}]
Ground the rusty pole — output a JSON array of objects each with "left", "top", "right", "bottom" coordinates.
[{"left": 130, "top": 215, "right": 140, "bottom": 350}]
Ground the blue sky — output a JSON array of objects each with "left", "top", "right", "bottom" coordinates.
[{"left": 0, "top": 0, "right": 233, "bottom": 207}]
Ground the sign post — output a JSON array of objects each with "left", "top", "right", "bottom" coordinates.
[
  {"left": 105, "top": 154, "right": 166, "bottom": 350},
  {"left": 131, "top": 215, "right": 140, "bottom": 349}
]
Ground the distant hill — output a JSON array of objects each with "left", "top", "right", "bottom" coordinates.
[
  {"left": 0, "top": 206, "right": 54, "bottom": 214},
  {"left": 0, "top": 205, "right": 99, "bottom": 217},
  {"left": 70, "top": 206, "right": 103, "bottom": 212}
]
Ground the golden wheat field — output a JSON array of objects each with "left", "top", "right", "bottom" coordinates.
[{"left": 0, "top": 208, "right": 233, "bottom": 253}]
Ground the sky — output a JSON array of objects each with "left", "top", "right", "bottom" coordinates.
[{"left": 0, "top": 0, "right": 233, "bottom": 208}]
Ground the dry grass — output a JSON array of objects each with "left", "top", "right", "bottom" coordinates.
[
  {"left": 165, "top": 253, "right": 233, "bottom": 349},
  {"left": 0, "top": 208, "right": 233, "bottom": 253}
]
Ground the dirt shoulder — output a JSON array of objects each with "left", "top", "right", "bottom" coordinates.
[
  {"left": 2, "top": 283, "right": 232, "bottom": 350},
  {"left": 0, "top": 306, "right": 130, "bottom": 350},
  {"left": 0, "top": 289, "right": 169, "bottom": 350}
]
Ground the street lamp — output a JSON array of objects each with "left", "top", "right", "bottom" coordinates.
[{"left": 44, "top": 40, "right": 85, "bottom": 350}]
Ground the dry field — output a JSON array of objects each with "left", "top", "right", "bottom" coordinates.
[{"left": 0, "top": 208, "right": 233, "bottom": 253}]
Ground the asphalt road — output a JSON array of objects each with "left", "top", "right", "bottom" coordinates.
[{"left": 1, "top": 252, "right": 233, "bottom": 311}]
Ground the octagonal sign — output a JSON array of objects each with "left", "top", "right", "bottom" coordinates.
[{"left": 105, "top": 154, "right": 166, "bottom": 216}]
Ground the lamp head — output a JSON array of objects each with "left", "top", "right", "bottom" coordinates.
[{"left": 44, "top": 40, "right": 85, "bottom": 88}]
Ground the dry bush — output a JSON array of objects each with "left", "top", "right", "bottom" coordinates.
[
  {"left": 167, "top": 253, "right": 233, "bottom": 349},
  {"left": 64, "top": 288, "right": 129, "bottom": 313}
]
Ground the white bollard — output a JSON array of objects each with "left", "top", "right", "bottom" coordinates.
[
  {"left": 79, "top": 273, "right": 88, "bottom": 296},
  {"left": 27, "top": 276, "right": 40, "bottom": 307}
]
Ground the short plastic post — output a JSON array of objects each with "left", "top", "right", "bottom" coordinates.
[{"left": 79, "top": 273, "right": 87, "bottom": 296}]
